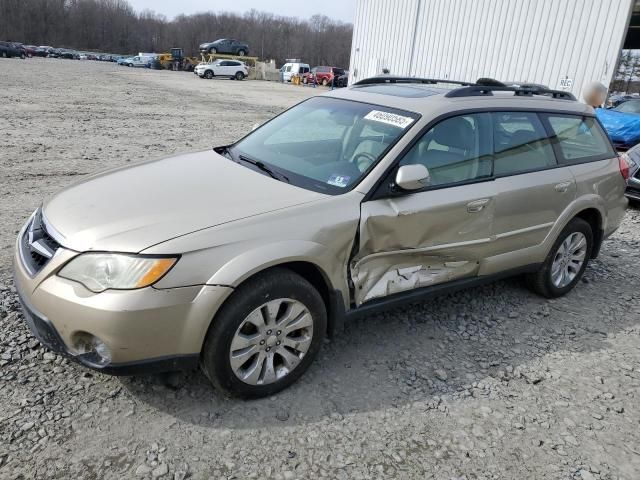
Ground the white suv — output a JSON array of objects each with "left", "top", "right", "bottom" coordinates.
[{"left": 195, "top": 60, "right": 248, "bottom": 80}]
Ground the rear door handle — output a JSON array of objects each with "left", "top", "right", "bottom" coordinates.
[
  {"left": 554, "top": 181, "right": 572, "bottom": 193},
  {"left": 467, "top": 198, "right": 490, "bottom": 213}
]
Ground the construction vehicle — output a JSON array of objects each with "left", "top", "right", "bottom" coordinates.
[
  {"left": 199, "top": 52, "right": 258, "bottom": 70},
  {"left": 153, "top": 48, "right": 200, "bottom": 72}
]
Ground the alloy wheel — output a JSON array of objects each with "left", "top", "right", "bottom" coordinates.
[
  {"left": 551, "top": 232, "right": 587, "bottom": 288},
  {"left": 229, "top": 298, "right": 313, "bottom": 385}
]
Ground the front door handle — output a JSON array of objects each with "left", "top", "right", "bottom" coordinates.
[
  {"left": 554, "top": 181, "right": 572, "bottom": 193},
  {"left": 467, "top": 198, "right": 490, "bottom": 213}
]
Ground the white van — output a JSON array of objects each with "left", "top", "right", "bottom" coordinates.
[{"left": 280, "top": 62, "right": 310, "bottom": 82}]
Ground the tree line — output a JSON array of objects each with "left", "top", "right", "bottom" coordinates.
[{"left": 0, "top": 0, "right": 353, "bottom": 67}]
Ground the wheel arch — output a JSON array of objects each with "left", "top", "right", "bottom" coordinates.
[
  {"left": 208, "top": 257, "right": 345, "bottom": 339},
  {"left": 574, "top": 207, "right": 604, "bottom": 258}
]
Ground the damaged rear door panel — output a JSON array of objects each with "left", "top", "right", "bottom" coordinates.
[{"left": 351, "top": 182, "right": 496, "bottom": 305}]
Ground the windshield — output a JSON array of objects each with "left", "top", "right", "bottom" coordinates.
[
  {"left": 614, "top": 100, "right": 640, "bottom": 114},
  {"left": 229, "top": 97, "right": 419, "bottom": 194}
]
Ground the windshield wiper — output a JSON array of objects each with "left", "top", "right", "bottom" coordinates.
[{"left": 237, "top": 154, "right": 289, "bottom": 183}]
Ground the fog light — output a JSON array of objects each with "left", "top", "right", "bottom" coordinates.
[{"left": 73, "top": 332, "right": 112, "bottom": 365}]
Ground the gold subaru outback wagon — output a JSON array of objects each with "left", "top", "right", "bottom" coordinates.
[{"left": 14, "top": 77, "right": 629, "bottom": 397}]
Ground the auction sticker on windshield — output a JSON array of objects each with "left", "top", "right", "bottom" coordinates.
[
  {"left": 327, "top": 174, "right": 350, "bottom": 187},
  {"left": 364, "top": 110, "right": 414, "bottom": 129}
]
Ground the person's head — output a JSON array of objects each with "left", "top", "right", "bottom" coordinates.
[{"left": 583, "top": 82, "right": 607, "bottom": 108}]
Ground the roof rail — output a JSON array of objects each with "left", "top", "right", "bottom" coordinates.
[
  {"left": 353, "top": 76, "right": 475, "bottom": 87},
  {"left": 445, "top": 85, "right": 576, "bottom": 100}
]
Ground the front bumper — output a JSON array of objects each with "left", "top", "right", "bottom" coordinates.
[
  {"left": 15, "top": 278, "right": 200, "bottom": 375},
  {"left": 13, "top": 228, "right": 233, "bottom": 375}
]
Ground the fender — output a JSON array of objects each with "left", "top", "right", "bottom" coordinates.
[
  {"left": 542, "top": 194, "right": 605, "bottom": 248},
  {"left": 206, "top": 240, "right": 350, "bottom": 306}
]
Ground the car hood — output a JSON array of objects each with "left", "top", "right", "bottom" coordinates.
[{"left": 43, "top": 150, "right": 326, "bottom": 253}]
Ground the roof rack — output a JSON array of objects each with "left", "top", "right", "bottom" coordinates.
[
  {"left": 445, "top": 85, "right": 576, "bottom": 100},
  {"left": 353, "top": 76, "right": 475, "bottom": 87}
]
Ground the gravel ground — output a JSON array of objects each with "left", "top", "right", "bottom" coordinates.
[{"left": 1, "top": 58, "right": 640, "bottom": 480}]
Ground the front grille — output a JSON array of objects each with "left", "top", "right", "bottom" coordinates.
[{"left": 19, "top": 209, "right": 60, "bottom": 276}]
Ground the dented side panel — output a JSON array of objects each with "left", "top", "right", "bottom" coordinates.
[{"left": 352, "top": 182, "right": 496, "bottom": 305}]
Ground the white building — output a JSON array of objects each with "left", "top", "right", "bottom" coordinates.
[{"left": 349, "top": 0, "right": 636, "bottom": 99}]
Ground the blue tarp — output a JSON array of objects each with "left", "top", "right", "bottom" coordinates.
[{"left": 596, "top": 107, "right": 640, "bottom": 147}]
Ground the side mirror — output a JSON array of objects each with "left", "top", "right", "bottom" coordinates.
[{"left": 395, "top": 164, "right": 430, "bottom": 191}]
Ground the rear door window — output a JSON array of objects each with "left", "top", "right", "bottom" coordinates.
[
  {"left": 545, "top": 115, "right": 614, "bottom": 164},
  {"left": 492, "top": 112, "right": 556, "bottom": 175}
]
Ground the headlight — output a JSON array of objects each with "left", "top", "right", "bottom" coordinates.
[{"left": 59, "top": 253, "right": 178, "bottom": 293}]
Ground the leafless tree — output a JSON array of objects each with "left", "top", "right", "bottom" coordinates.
[{"left": 0, "top": 0, "right": 353, "bottom": 67}]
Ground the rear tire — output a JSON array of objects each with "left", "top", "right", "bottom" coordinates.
[
  {"left": 526, "top": 218, "right": 593, "bottom": 298},
  {"left": 322, "top": 78, "right": 328, "bottom": 86},
  {"left": 201, "top": 268, "right": 326, "bottom": 398}
]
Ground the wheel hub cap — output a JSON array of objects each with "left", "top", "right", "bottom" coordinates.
[
  {"left": 229, "top": 298, "right": 313, "bottom": 385},
  {"left": 551, "top": 232, "right": 587, "bottom": 288}
]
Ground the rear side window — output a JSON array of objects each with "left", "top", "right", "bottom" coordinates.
[
  {"left": 492, "top": 112, "right": 556, "bottom": 175},
  {"left": 545, "top": 115, "right": 614, "bottom": 164}
]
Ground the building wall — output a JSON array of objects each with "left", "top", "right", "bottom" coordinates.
[{"left": 349, "top": 0, "right": 634, "bottom": 99}]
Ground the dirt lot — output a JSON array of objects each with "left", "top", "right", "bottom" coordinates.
[{"left": 1, "top": 58, "right": 640, "bottom": 480}]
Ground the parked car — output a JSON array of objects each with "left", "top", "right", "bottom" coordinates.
[
  {"left": 59, "top": 49, "right": 76, "bottom": 59},
  {"left": 34, "top": 46, "right": 51, "bottom": 57},
  {"left": 194, "top": 59, "right": 248, "bottom": 80},
  {"left": 621, "top": 145, "right": 640, "bottom": 202},
  {"left": 122, "top": 55, "right": 151, "bottom": 67},
  {"left": 304, "top": 66, "right": 346, "bottom": 86},
  {"left": 280, "top": 62, "right": 310, "bottom": 82},
  {"left": 596, "top": 99, "right": 640, "bottom": 150},
  {"left": 21, "top": 45, "right": 37, "bottom": 57},
  {"left": 199, "top": 38, "right": 249, "bottom": 56},
  {"left": 607, "top": 94, "right": 636, "bottom": 108},
  {"left": 47, "top": 48, "right": 62, "bottom": 58},
  {"left": 117, "top": 56, "right": 131, "bottom": 65},
  {"left": 0, "top": 41, "right": 26, "bottom": 58},
  {"left": 14, "top": 77, "right": 628, "bottom": 398},
  {"left": 335, "top": 70, "right": 349, "bottom": 88}
]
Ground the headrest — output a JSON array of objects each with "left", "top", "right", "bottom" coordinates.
[{"left": 433, "top": 117, "right": 475, "bottom": 150}]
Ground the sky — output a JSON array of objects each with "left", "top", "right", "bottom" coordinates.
[{"left": 127, "top": 0, "right": 356, "bottom": 23}]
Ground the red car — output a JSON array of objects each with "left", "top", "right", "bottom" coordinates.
[{"left": 303, "top": 66, "right": 346, "bottom": 86}]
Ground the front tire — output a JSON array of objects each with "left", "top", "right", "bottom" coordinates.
[
  {"left": 526, "top": 218, "right": 593, "bottom": 298},
  {"left": 201, "top": 268, "right": 327, "bottom": 398},
  {"left": 209, "top": 47, "right": 217, "bottom": 54},
  {"left": 237, "top": 49, "right": 246, "bottom": 56},
  {"left": 204, "top": 70, "right": 214, "bottom": 79},
  {"left": 234, "top": 71, "right": 245, "bottom": 80}
]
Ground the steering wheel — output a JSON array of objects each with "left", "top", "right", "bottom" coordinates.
[{"left": 352, "top": 151, "right": 377, "bottom": 172}]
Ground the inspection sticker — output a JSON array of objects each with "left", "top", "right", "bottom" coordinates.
[
  {"left": 364, "top": 110, "right": 414, "bottom": 129},
  {"left": 327, "top": 174, "right": 350, "bottom": 187}
]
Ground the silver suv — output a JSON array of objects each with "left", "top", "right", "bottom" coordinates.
[{"left": 14, "top": 77, "right": 629, "bottom": 397}]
